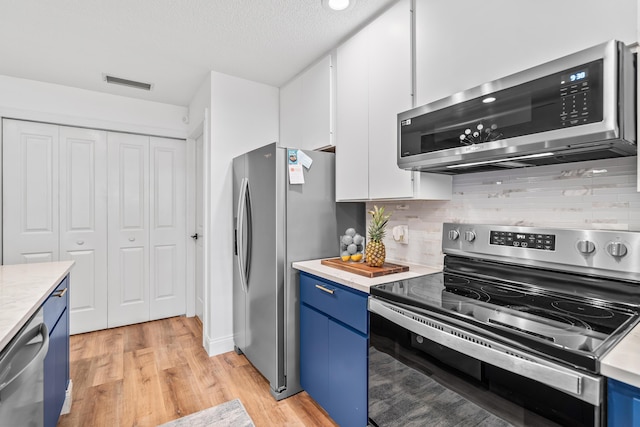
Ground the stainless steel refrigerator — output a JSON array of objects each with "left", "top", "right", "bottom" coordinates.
[{"left": 232, "top": 142, "right": 362, "bottom": 400}]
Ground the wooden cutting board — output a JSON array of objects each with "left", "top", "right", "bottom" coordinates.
[{"left": 321, "top": 257, "right": 409, "bottom": 278}]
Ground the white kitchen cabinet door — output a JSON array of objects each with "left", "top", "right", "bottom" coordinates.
[
  {"left": 415, "top": 0, "right": 637, "bottom": 106},
  {"left": 3, "top": 120, "right": 59, "bottom": 264},
  {"left": 367, "top": 0, "right": 413, "bottom": 200},
  {"left": 335, "top": 0, "right": 451, "bottom": 201},
  {"left": 301, "top": 55, "right": 333, "bottom": 150},
  {"left": 280, "top": 55, "right": 333, "bottom": 151},
  {"left": 149, "top": 136, "right": 186, "bottom": 320},
  {"left": 280, "top": 75, "right": 304, "bottom": 148},
  {"left": 59, "top": 126, "right": 108, "bottom": 334},
  {"left": 107, "top": 132, "right": 150, "bottom": 328},
  {"left": 336, "top": 27, "right": 369, "bottom": 201}
]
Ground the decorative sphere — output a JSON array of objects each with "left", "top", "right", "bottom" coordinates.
[
  {"left": 347, "top": 244, "right": 358, "bottom": 254},
  {"left": 341, "top": 235, "right": 353, "bottom": 245},
  {"left": 353, "top": 234, "right": 364, "bottom": 245}
]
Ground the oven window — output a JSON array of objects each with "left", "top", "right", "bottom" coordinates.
[
  {"left": 399, "top": 60, "right": 604, "bottom": 157},
  {"left": 368, "top": 312, "right": 600, "bottom": 427}
]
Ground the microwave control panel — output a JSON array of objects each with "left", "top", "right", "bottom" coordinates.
[{"left": 560, "top": 67, "right": 591, "bottom": 127}]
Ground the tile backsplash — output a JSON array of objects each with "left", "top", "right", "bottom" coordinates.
[{"left": 366, "top": 157, "right": 640, "bottom": 269}]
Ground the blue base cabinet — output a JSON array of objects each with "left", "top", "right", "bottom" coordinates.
[
  {"left": 44, "top": 276, "right": 70, "bottom": 427},
  {"left": 608, "top": 378, "right": 640, "bottom": 427},
  {"left": 300, "top": 272, "right": 368, "bottom": 427}
]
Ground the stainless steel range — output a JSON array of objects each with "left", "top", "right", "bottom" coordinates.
[{"left": 368, "top": 223, "right": 640, "bottom": 427}]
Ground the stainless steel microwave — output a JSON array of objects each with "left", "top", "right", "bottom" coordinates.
[{"left": 397, "top": 40, "right": 636, "bottom": 174}]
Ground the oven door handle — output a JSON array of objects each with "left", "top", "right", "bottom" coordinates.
[{"left": 369, "top": 298, "right": 603, "bottom": 406}]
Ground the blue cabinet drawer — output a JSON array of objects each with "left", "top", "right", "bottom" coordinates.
[
  {"left": 300, "top": 273, "right": 368, "bottom": 335},
  {"left": 44, "top": 276, "right": 69, "bottom": 331}
]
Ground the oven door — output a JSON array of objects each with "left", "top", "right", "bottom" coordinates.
[{"left": 368, "top": 297, "right": 605, "bottom": 427}]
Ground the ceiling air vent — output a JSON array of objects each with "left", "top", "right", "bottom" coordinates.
[{"left": 103, "top": 74, "right": 153, "bottom": 91}]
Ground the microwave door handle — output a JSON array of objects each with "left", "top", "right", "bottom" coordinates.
[
  {"left": 236, "top": 178, "right": 248, "bottom": 294},
  {"left": 243, "top": 181, "right": 253, "bottom": 291}
]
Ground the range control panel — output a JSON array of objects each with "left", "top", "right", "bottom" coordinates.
[
  {"left": 441, "top": 223, "right": 640, "bottom": 282},
  {"left": 490, "top": 230, "right": 556, "bottom": 251}
]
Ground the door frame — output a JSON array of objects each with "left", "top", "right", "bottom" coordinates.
[{"left": 186, "top": 110, "right": 210, "bottom": 347}]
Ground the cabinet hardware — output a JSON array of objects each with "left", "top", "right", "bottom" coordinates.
[
  {"left": 191, "top": 233, "right": 199, "bottom": 240},
  {"left": 315, "top": 284, "right": 335, "bottom": 294},
  {"left": 53, "top": 288, "right": 68, "bottom": 298}
]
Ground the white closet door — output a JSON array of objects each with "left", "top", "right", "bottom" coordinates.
[
  {"left": 107, "top": 132, "right": 150, "bottom": 328},
  {"left": 2, "top": 120, "right": 59, "bottom": 264},
  {"left": 59, "top": 126, "right": 108, "bottom": 334},
  {"left": 149, "top": 136, "right": 186, "bottom": 320}
]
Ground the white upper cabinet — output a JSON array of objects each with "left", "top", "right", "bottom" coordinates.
[
  {"left": 279, "top": 54, "right": 333, "bottom": 151},
  {"left": 415, "top": 0, "right": 637, "bottom": 106},
  {"left": 335, "top": 0, "right": 452, "bottom": 201}
]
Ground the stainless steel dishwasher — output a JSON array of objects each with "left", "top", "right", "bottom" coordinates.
[{"left": 0, "top": 308, "right": 49, "bottom": 427}]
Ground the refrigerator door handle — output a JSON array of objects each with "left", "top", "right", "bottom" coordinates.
[
  {"left": 236, "top": 178, "right": 249, "bottom": 294},
  {"left": 244, "top": 180, "right": 253, "bottom": 290}
]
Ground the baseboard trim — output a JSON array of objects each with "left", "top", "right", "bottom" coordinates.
[
  {"left": 61, "top": 379, "right": 73, "bottom": 415},
  {"left": 204, "top": 333, "right": 234, "bottom": 356}
]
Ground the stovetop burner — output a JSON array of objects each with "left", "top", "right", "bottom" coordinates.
[
  {"left": 445, "top": 286, "right": 489, "bottom": 302},
  {"left": 552, "top": 301, "right": 615, "bottom": 319},
  {"left": 481, "top": 285, "right": 526, "bottom": 298}
]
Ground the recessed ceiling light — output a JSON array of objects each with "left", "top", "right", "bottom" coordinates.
[
  {"left": 322, "top": 0, "right": 355, "bottom": 11},
  {"left": 482, "top": 96, "right": 496, "bottom": 103}
]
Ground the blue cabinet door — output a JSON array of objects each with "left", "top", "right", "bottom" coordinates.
[
  {"left": 329, "top": 319, "right": 368, "bottom": 427},
  {"left": 43, "top": 276, "right": 70, "bottom": 427},
  {"left": 300, "top": 303, "right": 330, "bottom": 409},
  {"left": 44, "top": 308, "right": 68, "bottom": 427},
  {"left": 608, "top": 378, "right": 640, "bottom": 427},
  {"left": 299, "top": 272, "right": 369, "bottom": 427}
]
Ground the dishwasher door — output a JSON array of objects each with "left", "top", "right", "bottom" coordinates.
[{"left": 0, "top": 308, "right": 49, "bottom": 427}]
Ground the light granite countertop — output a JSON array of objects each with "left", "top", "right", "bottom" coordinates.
[
  {"left": 292, "top": 258, "right": 440, "bottom": 294},
  {"left": 0, "top": 261, "right": 74, "bottom": 351},
  {"left": 601, "top": 322, "right": 640, "bottom": 389}
]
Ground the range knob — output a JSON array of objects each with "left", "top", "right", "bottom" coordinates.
[
  {"left": 576, "top": 240, "right": 595, "bottom": 254},
  {"left": 606, "top": 242, "right": 628, "bottom": 258},
  {"left": 448, "top": 230, "right": 460, "bottom": 241},
  {"left": 464, "top": 231, "right": 476, "bottom": 242}
]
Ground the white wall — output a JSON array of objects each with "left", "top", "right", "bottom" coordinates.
[
  {"left": 0, "top": 74, "right": 188, "bottom": 138},
  {"left": 372, "top": 157, "right": 640, "bottom": 269},
  {"left": 203, "top": 71, "right": 279, "bottom": 355}
]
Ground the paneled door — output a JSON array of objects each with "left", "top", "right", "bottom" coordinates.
[
  {"left": 3, "top": 120, "right": 59, "bottom": 264},
  {"left": 59, "top": 126, "right": 108, "bottom": 334},
  {"left": 149, "top": 136, "right": 186, "bottom": 320},
  {"left": 107, "top": 132, "right": 150, "bottom": 328}
]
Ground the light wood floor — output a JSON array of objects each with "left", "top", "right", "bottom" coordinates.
[{"left": 57, "top": 316, "right": 338, "bottom": 427}]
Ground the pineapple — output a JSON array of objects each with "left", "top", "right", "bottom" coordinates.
[{"left": 365, "top": 205, "right": 391, "bottom": 267}]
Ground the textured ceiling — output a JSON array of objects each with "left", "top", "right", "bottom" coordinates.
[{"left": 0, "top": 0, "right": 398, "bottom": 106}]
